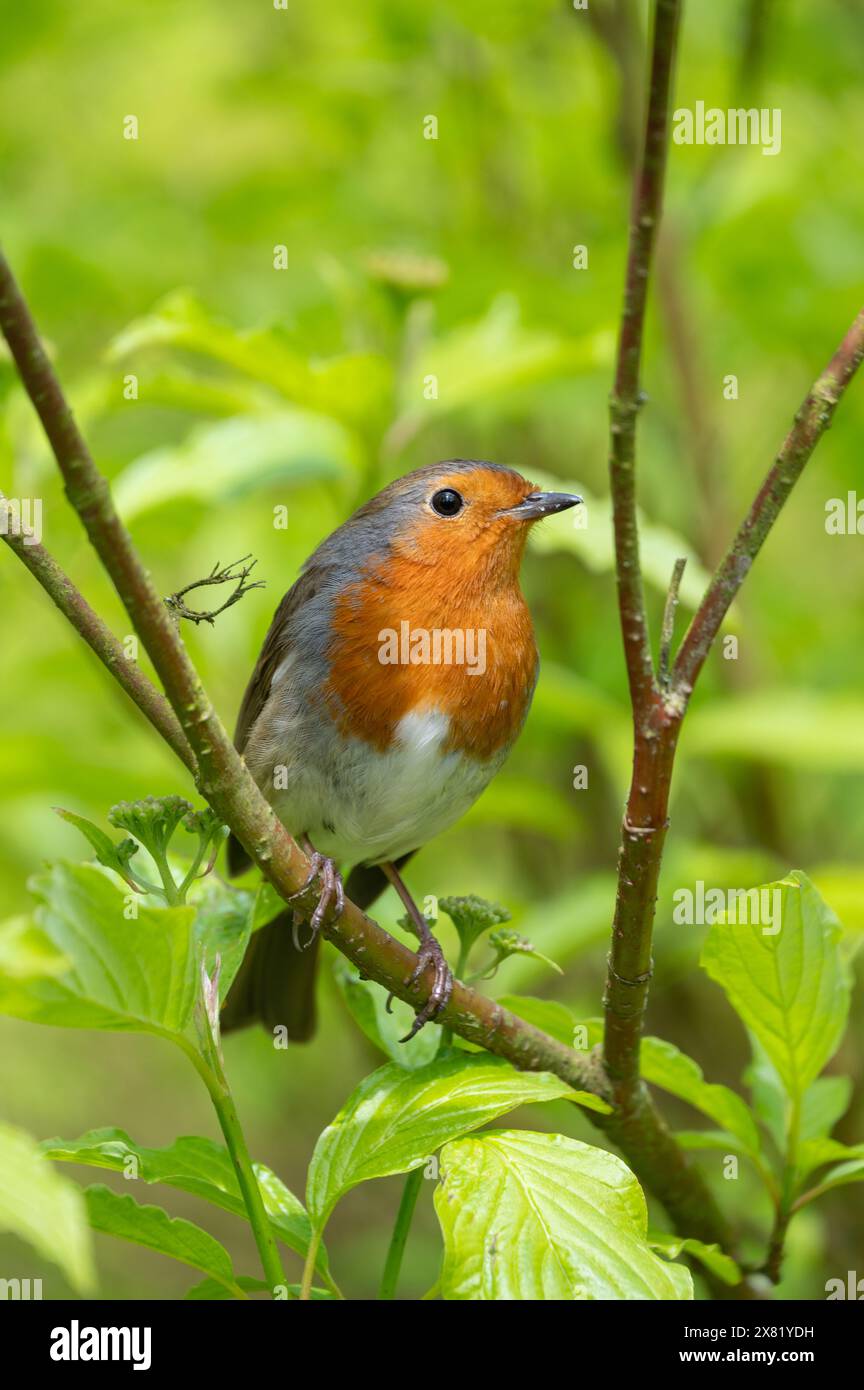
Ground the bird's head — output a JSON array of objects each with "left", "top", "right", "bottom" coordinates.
[{"left": 365, "top": 460, "right": 581, "bottom": 588}]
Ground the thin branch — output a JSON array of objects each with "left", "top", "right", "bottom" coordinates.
[
  {"left": 165, "top": 555, "right": 265, "bottom": 627},
  {"left": 603, "top": 0, "right": 684, "bottom": 1098},
  {"left": 672, "top": 308, "right": 864, "bottom": 698},
  {"left": 658, "top": 556, "right": 686, "bottom": 687},
  {"left": 0, "top": 499, "right": 196, "bottom": 774},
  {"left": 609, "top": 0, "right": 682, "bottom": 720}
]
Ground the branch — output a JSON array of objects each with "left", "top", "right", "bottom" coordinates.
[
  {"left": 603, "top": 0, "right": 683, "bottom": 1096},
  {"left": 0, "top": 499, "right": 195, "bottom": 774},
  {"left": 672, "top": 308, "right": 864, "bottom": 697},
  {"left": 165, "top": 555, "right": 265, "bottom": 627},
  {"left": 609, "top": 0, "right": 682, "bottom": 720},
  {"left": 658, "top": 555, "right": 686, "bottom": 687}
]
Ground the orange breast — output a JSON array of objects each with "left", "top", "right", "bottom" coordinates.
[{"left": 324, "top": 546, "right": 538, "bottom": 761}]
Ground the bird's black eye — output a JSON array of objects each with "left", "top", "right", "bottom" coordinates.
[{"left": 430, "top": 488, "right": 464, "bottom": 517}]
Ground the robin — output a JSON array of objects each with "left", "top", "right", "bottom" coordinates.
[{"left": 222, "top": 460, "right": 581, "bottom": 1041}]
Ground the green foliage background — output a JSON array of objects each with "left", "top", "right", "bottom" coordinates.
[{"left": 1, "top": 0, "right": 863, "bottom": 1298}]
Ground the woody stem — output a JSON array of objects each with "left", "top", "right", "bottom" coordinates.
[
  {"left": 671, "top": 308, "right": 864, "bottom": 697},
  {"left": 608, "top": 0, "right": 681, "bottom": 717},
  {"left": 0, "top": 497, "right": 196, "bottom": 774},
  {"left": 603, "top": 0, "right": 683, "bottom": 1095}
]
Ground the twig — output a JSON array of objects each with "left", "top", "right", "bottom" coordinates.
[
  {"left": 609, "top": 0, "right": 682, "bottom": 720},
  {"left": 378, "top": 1167, "right": 424, "bottom": 1300},
  {"left": 658, "top": 556, "right": 686, "bottom": 687},
  {"left": 603, "top": 0, "right": 684, "bottom": 1098},
  {"left": 672, "top": 308, "right": 864, "bottom": 698},
  {"left": 0, "top": 497, "right": 196, "bottom": 774},
  {"left": 165, "top": 555, "right": 265, "bottom": 626}
]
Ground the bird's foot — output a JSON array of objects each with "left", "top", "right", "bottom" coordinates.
[
  {"left": 398, "top": 934, "right": 454, "bottom": 1042},
  {"left": 288, "top": 847, "right": 344, "bottom": 949}
]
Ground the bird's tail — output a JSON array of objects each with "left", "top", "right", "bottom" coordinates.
[
  {"left": 220, "top": 835, "right": 406, "bottom": 1039},
  {"left": 220, "top": 907, "right": 321, "bottom": 1039}
]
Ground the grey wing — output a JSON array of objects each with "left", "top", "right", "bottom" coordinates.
[
  {"left": 233, "top": 567, "right": 322, "bottom": 755},
  {"left": 227, "top": 565, "right": 323, "bottom": 875}
]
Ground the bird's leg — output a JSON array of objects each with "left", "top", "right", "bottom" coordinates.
[
  {"left": 381, "top": 860, "right": 454, "bottom": 1040},
  {"left": 286, "top": 834, "right": 345, "bottom": 949}
]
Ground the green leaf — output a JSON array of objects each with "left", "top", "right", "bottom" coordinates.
[
  {"left": 54, "top": 808, "right": 139, "bottom": 884},
  {"left": 803, "top": 1158, "right": 864, "bottom": 1199},
  {"left": 42, "top": 1128, "right": 325, "bottom": 1275},
  {"left": 190, "top": 879, "right": 254, "bottom": 1002},
  {"left": 0, "top": 914, "right": 69, "bottom": 981},
  {"left": 395, "top": 297, "right": 610, "bottom": 434},
  {"left": 185, "top": 1274, "right": 269, "bottom": 1300},
  {"left": 497, "top": 995, "right": 581, "bottom": 1048},
  {"left": 185, "top": 1276, "right": 333, "bottom": 1300},
  {"left": 795, "top": 1137, "right": 864, "bottom": 1184},
  {"left": 113, "top": 411, "right": 357, "bottom": 521},
  {"left": 331, "top": 957, "right": 442, "bottom": 1069},
  {"left": 0, "top": 863, "right": 197, "bottom": 1037},
  {"left": 747, "top": 1034, "right": 853, "bottom": 1157},
  {"left": 743, "top": 1034, "right": 786, "bottom": 1152},
  {"left": 435, "top": 1130, "right": 692, "bottom": 1300},
  {"left": 184, "top": 1273, "right": 333, "bottom": 1295},
  {"left": 700, "top": 872, "right": 851, "bottom": 1102},
  {"left": 637, "top": 1036, "right": 761, "bottom": 1156},
  {"left": 108, "top": 291, "right": 390, "bottom": 427},
  {"left": 306, "top": 1054, "right": 599, "bottom": 1229},
  {"left": 801, "top": 1075, "right": 852, "bottom": 1141},
  {"left": 461, "top": 774, "right": 581, "bottom": 839},
  {"left": 532, "top": 1009, "right": 761, "bottom": 1156},
  {"left": 479, "top": 928, "right": 563, "bottom": 980},
  {"left": 686, "top": 693, "right": 864, "bottom": 773},
  {"left": 674, "top": 1129, "right": 750, "bottom": 1154},
  {"left": 648, "top": 1231, "right": 741, "bottom": 1287},
  {"left": 84, "top": 1185, "right": 240, "bottom": 1293},
  {"left": 0, "top": 1122, "right": 95, "bottom": 1294},
  {"left": 810, "top": 866, "right": 864, "bottom": 934},
  {"left": 528, "top": 471, "right": 714, "bottom": 610},
  {"left": 530, "top": 663, "right": 627, "bottom": 738},
  {"left": 485, "top": 876, "right": 618, "bottom": 988}
]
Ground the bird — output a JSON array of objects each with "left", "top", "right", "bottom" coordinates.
[{"left": 221, "top": 459, "right": 581, "bottom": 1042}]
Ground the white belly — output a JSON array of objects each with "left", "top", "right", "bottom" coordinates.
[{"left": 271, "top": 709, "right": 498, "bottom": 867}]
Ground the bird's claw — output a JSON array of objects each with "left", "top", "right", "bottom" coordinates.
[
  {"left": 397, "top": 935, "right": 454, "bottom": 1042},
  {"left": 288, "top": 851, "right": 344, "bottom": 950}
]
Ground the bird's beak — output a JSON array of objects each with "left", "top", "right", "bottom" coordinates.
[{"left": 505, "top": 491, "right": 583, "bottom": 521}]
